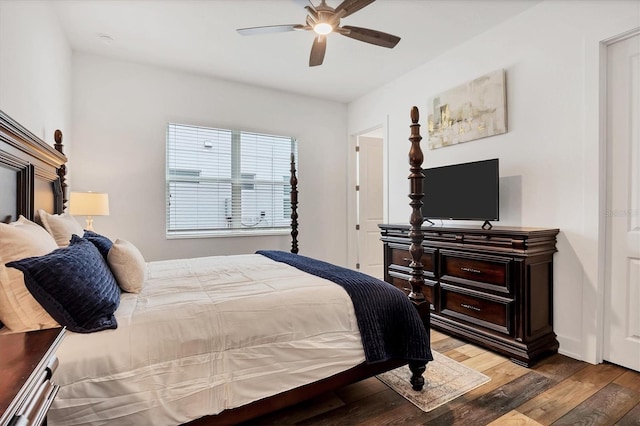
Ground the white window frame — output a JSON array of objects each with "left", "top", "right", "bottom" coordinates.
[{"left": 166, "top": 123, "right": 297, "bottom": 238}]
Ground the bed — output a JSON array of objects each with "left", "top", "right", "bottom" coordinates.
[{"left": 0, "top": 107, "right": 432, "bottom": 425}]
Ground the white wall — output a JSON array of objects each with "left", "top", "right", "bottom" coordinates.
[
  {"left": 348, "top": 0, "right": 640, "bottom": 363},
  {"left": 71, "top": 55, "right": 348, "bottom": 264},
  {"left": 0, "top": 0, "right": 71, "bottom": 147},
  {"left": 4, "top": 0, "right": 637, "bottom": 365}
]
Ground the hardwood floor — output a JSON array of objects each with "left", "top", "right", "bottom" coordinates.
[{"left": 246, "top": 330, "right": 640, "bottom": 425}]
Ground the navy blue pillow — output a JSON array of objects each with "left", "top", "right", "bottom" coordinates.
[
  {"left": 83, "top": 230, "right": 113, "bottom": 261},
  {"left": 7, "top": 235, "right": 120, "bottom": 333}
]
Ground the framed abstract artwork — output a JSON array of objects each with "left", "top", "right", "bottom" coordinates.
[{"left": 427, "top": 69, "right": 507, "bottom": 149}]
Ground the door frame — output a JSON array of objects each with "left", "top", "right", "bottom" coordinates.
[{"left": 347, "top": 119, "right": 389, "bottom": 271}]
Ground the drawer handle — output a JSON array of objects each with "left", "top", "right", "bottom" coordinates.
[
  {"left": 45, "top": 355, "right": 59, "bottom": 379},
  {"left": 403, "top": 287, "right": 411, "bottom": 292},
  {"left": 461, "top": 303, "right": 481, "bottom": 312},
  {"left": 17, "top": 379, "right": 54, "bottom": 422},
  {"left": 461, "top": 267, "right": 482, "bottom": 274},
  {"left": 403, "top": 257, "right": 412, "bottom": 263}
]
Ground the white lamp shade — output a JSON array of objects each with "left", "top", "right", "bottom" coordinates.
[{"left": 69, "top": 192, "right": 110, "bottom": 216}]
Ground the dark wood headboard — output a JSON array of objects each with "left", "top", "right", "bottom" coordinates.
[{"left": 0, "top": 110, "right": 67, "bottom": 223}]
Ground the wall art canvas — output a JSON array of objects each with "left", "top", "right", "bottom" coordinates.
[{"left": 427, "top": 69, "right": 507, "bottom": 150}]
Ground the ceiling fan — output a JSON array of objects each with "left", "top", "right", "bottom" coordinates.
[{"left": 236, "top": 0, "right": 401, "bottom": 67}]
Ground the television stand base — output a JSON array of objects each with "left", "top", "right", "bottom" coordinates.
[{"left": 481, "top": 220, "right": 493, "bottom": 230}]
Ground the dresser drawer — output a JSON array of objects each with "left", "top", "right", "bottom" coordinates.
[
  {"left": 388, "top": 271, "right": 435, "bottom": 309},
  {"left": 388, "top": 244, "right": 436, "bottom": 278},
  {"left": 440, "top": 284, "right": 513, "bottom": 335},
  {"left": 440, "top": 251, "right": 512, "bottom": 294}
]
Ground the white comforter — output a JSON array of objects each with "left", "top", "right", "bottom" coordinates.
[{"left": 49, "top": 254, "right": 365, "bottom": 425}]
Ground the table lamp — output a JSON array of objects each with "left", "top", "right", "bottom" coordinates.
[{"left": 69, "top": 191, "right": 109, "bottom": 231}]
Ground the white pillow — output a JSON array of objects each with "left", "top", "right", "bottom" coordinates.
[
  {"left": 38, "top": 209, "right": 84, "bottom": 247},
  {"left": 107, "top": 239, "right": 146, "bottom": 293},
  {"left": 0, "top": 216, "right": 60, "bottom": 333}
]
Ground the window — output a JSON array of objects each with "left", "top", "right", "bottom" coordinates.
[{"left": 166, "top": 123, "right": 297, "bottom": 237}]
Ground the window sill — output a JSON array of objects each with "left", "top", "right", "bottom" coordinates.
[{"left": 166, "top": 229, "right": 292, "bottom": 239}]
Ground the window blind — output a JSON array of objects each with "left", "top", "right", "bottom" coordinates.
[{"left": 166, "top": 123, "right": 297, "bottom": 236}]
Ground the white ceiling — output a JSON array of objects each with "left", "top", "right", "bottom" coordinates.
[{"left": 52, "top": 0, "right": 540, "bottom": 103}]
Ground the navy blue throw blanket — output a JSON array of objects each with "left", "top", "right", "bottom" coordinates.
[{"left": 257, "top": 250, "right": 433, "bottom": 364}]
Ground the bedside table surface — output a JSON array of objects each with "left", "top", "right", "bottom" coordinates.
[{"left": 0, "top": 327, "right": 66, "bottom": 423}]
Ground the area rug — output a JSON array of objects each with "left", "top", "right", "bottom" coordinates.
[{"left": 377, "top": 351, "right": 491, "bottom": 412}]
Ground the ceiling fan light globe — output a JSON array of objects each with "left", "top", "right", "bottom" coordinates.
[{"left": 313, "top": 23, "right": 333, "bottom": 35}]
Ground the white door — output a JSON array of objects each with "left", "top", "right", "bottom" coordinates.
[
  {"left": 357, "top": 136, "right": 383, "bottom": 279},
  {"left": 604, "top": 32, "right": 640, "bottom": 372}
]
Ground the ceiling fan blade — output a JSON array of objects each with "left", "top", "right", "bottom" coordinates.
[
  {"left": 335, "top": 0, "right": 376, "bottom": 18},
  {"left": 237, "top": 24, "right": 304, "bottom": 36},
  {"left": 309, "top": 35, "right": 327, "bottom": 67},
  {"left": 340, "top": 25, "right": 400, "bottom": 48}
]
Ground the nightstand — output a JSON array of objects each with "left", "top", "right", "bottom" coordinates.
[{"left": 0, "top": 327, "right": 66, "bottom": 426}]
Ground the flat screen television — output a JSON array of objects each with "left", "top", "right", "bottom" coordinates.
[{"left": 421, "top": 158, "right": 499, "bottom": 226}]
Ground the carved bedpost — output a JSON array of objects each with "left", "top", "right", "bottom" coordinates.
[
  {"left": 407, "top": 107, "right": 427, "bottom": 321},
  {"left": 53, "top": 129, "right": 68, "bottom": 211},
  {"left": 407, "top": 106, "right": 428, "bottom": 391},
  {"left": 290, "top": 152, "right": 299, "bottom": 254}
]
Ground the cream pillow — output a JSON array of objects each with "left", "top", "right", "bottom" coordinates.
[
  {"left": 0, "top": 216, "right": 60, "bottom": 333},
  {"left": 38, "top": 209, "right": 84, "bottom": 247},
  {"left": 107, "top": 239, "right": 146, "bottom": 293}
]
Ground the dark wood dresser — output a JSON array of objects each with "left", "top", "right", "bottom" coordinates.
[
  {"left": 379, "top": 224, "right": 559, "bottom": 366},
  {"left": 0, "top": 327, "right": 66, "bottom": 426}
]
